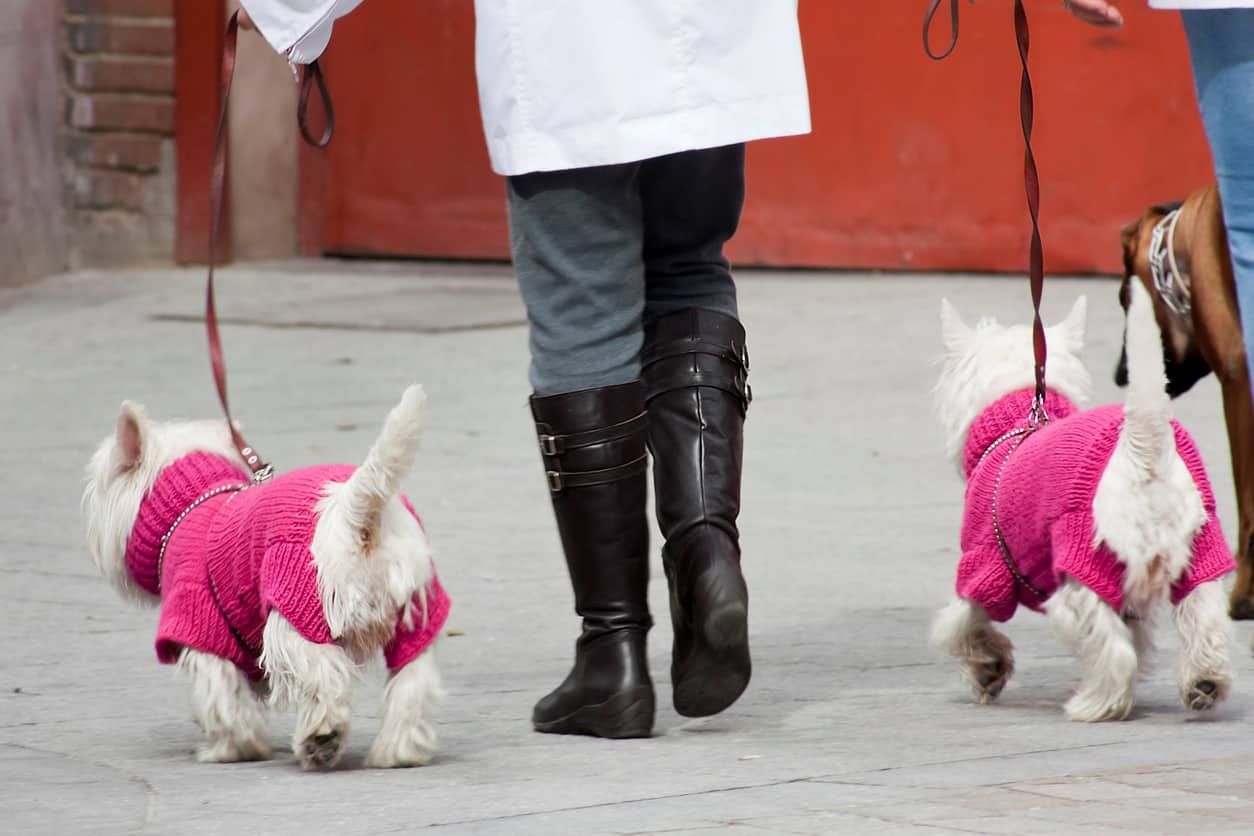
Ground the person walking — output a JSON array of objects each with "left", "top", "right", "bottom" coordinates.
[{"left": 237, "top": 0, "right": 811, "bottom": 738}]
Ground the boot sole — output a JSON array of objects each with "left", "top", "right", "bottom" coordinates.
[
  {"left": 533, "top": 687, "right": 655, "bottom": 739},
  {"left": 673, "top": 599, "right": 751, "bottom": 718}
]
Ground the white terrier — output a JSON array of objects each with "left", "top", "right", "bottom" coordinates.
[
  {"left": 931, "top": 283, "right": 1233, "bottom": 721},
  {"left": 82, "top": 384, "right": 450, "bottom": 768}
]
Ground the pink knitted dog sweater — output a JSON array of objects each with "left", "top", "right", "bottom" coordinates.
[
  {"left": 957, "top": 388, "right": 1233, "bottom": 621},
  {"left": 125, "top": 452, "right": 451, "bottom": 679}
]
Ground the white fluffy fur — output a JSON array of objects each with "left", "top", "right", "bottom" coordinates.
[
  {"left": 82, "top": 404, "right": 243, "bottom": 606},
  {"left": 936, "top": 296, "right": 1092, "bottom": 469},
  {"left": 1174, "top": 580, "right": 1234, "bottom": 710},
  {"left": 1048, "top": 580, "right": 1140, "bottom": 721},
  {"left": 366, "top": 641, "right": 443, "bottom": 768},
  {"left": 179, "top": 647, "right": 271, "bottom": 762},
  {"left": 82, "top": 384, "right": 445, "bottom": 768},
  {"left": 931, "top": 283, "right": 1233, "bottom": 720},
  {"left": 310, "top": 385, "right": 434, "bottom": 647},
  {"left": 261, "top": 612, "right": 358, "bottom": 770},
  {"left": 930, "top": 599, "right": 1015, "bottom": 704}
]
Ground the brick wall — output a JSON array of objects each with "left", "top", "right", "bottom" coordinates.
[{"left": 63, "top": 0, "right": 176, "bottom": 267}]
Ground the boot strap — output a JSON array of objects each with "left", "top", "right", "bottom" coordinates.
[
  {"left": 641, "top": 338, "right": 750, "bottom": 372},
  {"left": 547, "top": 453, "right": 648, "bottom": 493},
  {"left": 644, "top": 369, "right": 752, "bottom": 411},
  {"left": 642, "top": 333, "right": 751, "bottom": 411},
  {"left": 536, "top": 411, "right": 647, "bottom": 457}
]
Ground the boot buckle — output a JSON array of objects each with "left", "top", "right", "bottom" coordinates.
[
  {"left": 734, "top": 369, "right": 753, "bottom": 408},
  {"left": 539, "top": 434, "right": 564, "bottom": 456},
  {"left": 546, "top": 470, "right": 563, "bottom": 492}
]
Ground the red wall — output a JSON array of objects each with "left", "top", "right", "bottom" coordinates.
[
  {"left": 179, "top": 2, "right": 1215, "bottom": 275},
  {"left": 729, "top": 3, "right": 1212, "bottom": 273}
]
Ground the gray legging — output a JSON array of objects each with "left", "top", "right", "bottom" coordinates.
[
  {"left": 505, "top": 144, "right": 745, "bottom": 396},
  {"left": 1183, "top": 10, "right": 1254, "bottom": 384}
]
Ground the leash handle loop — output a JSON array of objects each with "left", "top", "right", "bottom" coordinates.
[
  {"left": 924, "top": 0, "right": 973, "bottom": 61},
  {"left": 207, "top": 11, "right": 336, "bottom": 482},
  {"left": 298, "top": 60, "right": 335, "bottom": 148}
]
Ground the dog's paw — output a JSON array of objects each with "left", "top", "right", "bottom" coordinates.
[
  {"left": 298, "top": 728, "right": 345, "bottom": 771},
  {"left": 196, "top": 735, "right": 272, "bottom": 763},
  {"left": 1065, "top": 691, "right": 1134, "bottom": 722},
  {"left": 1184, "top": 677, "right": 1229, "bottom": 711},
  {"left": 1187, "top": 680, "right": 1219, "bottom": 711},
  {"left": 973, "top": 659, "right": 1012, "bottom": 703},
  {"left": 962, "top": 653, "right": 1013, "bottom": 705},
  {"left": 364, "top": 728, "right": 436, "bottom": 769},
  {"left": 1230, "top": 596, "right": 1254, "bottom": 621}
]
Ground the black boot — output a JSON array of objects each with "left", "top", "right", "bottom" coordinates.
[
  {"left": 643, "top": 308, "right": 752, "bottom": 717},
  {"left": 530, "top": 382, "right": 655, "bottom": 738}
]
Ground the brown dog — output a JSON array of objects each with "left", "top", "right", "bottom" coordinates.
[{"left": 1118, "top": 184, "right": 1254, "bottom": 619}]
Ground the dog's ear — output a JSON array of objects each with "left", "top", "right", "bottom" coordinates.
[
  {"left": 116, "top": 401, "right": 147, "bottom": 469},
  {"left": 1120, "top": 216, "right": 1142, "bottom": 254},
  {"left": 1053, "top": 296, "right": 1087, "bottom": 353},
  {"left": 940, "top": 299, "right": 972, "bottom": 354},
  {"left": 1120, "top": 216, "right": 1144, "bottom": 284}
]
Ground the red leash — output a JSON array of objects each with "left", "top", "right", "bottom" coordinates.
[
  {"left": 925, "top": 0, "right": 1050, "bottom": 424},
  {"left": 206, "top": 11, "right": 334, "bottom": 482}
]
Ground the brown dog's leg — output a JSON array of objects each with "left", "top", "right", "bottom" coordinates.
[
  {"left": 1220, "top": 373, "right": 1254, "bottom": 619},
  {"left": 1187, "top": 186, "right": 1254, "bottom": 618}
]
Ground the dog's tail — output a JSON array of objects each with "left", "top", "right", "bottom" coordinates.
[
  {"left": 1119, "top": 279, "right": 1173, "bottom": 475},
  {"left": 341, "top": 384, "right": 427, "bottom": 546}
]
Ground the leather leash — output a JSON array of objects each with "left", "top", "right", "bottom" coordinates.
[
  {"left": 206, "top": 11, "right": 334, "bottom": 483},
  {"left": 926, "top": 1, "right": 1051, "bottom": 601},
  {"left": 925, "top": 0, "right": 1049, "bottom": 424}
]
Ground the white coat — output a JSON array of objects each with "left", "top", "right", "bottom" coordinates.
[
  {"left": 1150, "top": 1, "right": 1254, "bottom": 7},
  {"left": 239, "top": 0, "right": 811, "bottom": 176}
]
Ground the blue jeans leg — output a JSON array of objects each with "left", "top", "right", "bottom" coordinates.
[
  {"left": 640, "top": 144, "right": 745, "bottom": 325},
  {"left": 506, "top": 164, "right": 646, "bottom": 397},
  {"left": 1182, "top": 10, "right": 1254, "bottom": 383},
  {"left": 505, "top": 146, "right": 750, "bottom": 396}
]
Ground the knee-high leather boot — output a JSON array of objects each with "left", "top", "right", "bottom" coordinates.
[
  {"left": 643, "top": 308, "right": 752, "bottom": 717},
  {"left": 529, "top": 381, "right": 655, "bottom": 738}
]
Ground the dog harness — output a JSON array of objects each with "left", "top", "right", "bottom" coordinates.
[
  {"left": 125, "top": 452, "right": 450, "bottom": 679},
  {"left": 957, "top": 389, "right": 1233, "bottom": 621}
]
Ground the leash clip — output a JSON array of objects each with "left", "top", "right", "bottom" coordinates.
[
  {"left": 1027, "top": 391, "right": 1049, "bottom": 429},
  {"left": 239, "top": 444, "right": 274, "bottom": 484},
  {"left": 251, "top": 463, "right": 275, "bottom": 485}
]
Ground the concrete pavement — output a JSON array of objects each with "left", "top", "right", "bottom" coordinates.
[{"left": 3, "top": 261, "right": 1254, "bottom": 835}]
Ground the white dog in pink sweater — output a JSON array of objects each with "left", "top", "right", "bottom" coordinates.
[
  {"left": 931, "top": 283, "right": 1233, "bottom": 722},
  {"left": 82, "top": 385, "right": 450, "bottom": 769}
]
